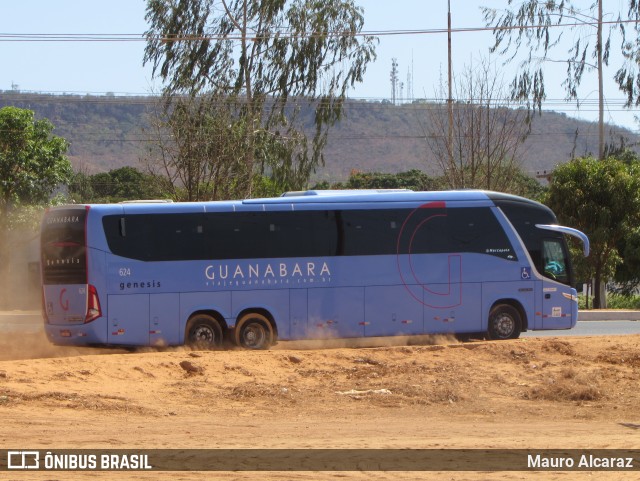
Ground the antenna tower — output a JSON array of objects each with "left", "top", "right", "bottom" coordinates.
[{"left": 390, "top": 58, "right": 399, "bottom": 105}]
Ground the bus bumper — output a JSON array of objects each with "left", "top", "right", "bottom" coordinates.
[{"left": 44, "top": 319, "right": 107, "bottom": 346}]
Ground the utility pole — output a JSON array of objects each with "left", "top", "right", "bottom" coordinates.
[
  {"left": 447, "top": 0, "right": 454, "bottom": 170},
  {"left": 597, "top": 0, "right": 604, "bottom": 161}
]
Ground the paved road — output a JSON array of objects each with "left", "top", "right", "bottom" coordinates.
[
  {"left": 522, "top": 320, "right": 640, "bottom": 337},
  {"left": 0, "top": 311, "right": 41, "bottom": 334}
]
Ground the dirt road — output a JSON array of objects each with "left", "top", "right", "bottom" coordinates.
[{"left": 0, "top": 332, "right": 639, "bottom": 480}]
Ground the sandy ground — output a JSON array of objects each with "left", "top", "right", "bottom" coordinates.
[{"left": 0, "top": 331, "right": 639, "bottom": 480}]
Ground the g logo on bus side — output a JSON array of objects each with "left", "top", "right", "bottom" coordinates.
[{"left": 396, "top": 201, "right": 462, "bottom": 308}]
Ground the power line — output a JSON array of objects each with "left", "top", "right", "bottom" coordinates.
[{"left": 0, "top": 17, "right": 638, "bottom": 42}]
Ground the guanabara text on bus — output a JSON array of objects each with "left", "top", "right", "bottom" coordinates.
[{"left": 40, "top": 189, "right": 589, "bottom": 349}]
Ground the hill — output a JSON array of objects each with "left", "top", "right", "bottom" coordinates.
[{"left": 1, "top": 91, "right": 637, "bottom": 183}]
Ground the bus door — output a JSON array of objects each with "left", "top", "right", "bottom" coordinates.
[
  {"left": 539, "top": 237, "right": 574, "bottom": 329},
  {"left": 536, "top": 226, "right": 589, "bottom": 329}
]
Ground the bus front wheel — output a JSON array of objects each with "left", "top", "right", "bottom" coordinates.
[
  {"left": 487, "top": 304, "right": 522, "bottom": 340},
  {"left": 234, "top": 313, "right": 274, "bottom": 350},
  {"left": 186, "top": 314, "right": 223, "bottom": 349}
]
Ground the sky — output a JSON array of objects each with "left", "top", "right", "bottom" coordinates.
[{"left": 0, "top": 0, "right": 638, "bottom": 133}]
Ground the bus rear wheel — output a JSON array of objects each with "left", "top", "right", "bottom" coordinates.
[
  {"left": 487, "top": 304, "right": 522, "bottom": 340},
  {"left": 234, "top": 313, "right": 274, "bottom": 350},
  {"left": 186, "top": 314, "right": 223, "bottom": 349}
]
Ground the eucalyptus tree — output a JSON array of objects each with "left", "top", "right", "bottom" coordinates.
[
  {"left": 144, "top": 0, "right": 376, "bottom": 197},
  {"left": 482, "top": 1, "right": 640, "bottom": 160}
]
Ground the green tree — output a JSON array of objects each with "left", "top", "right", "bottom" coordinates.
[
  {"left": 546, "top": 156, "right": 640, "bottom": 308},
  {"left": 482, "top": 1, "right": 640, "bottom": 159},
  {"left": 0, "top": 106, "right": 71, "bottom": 217},
  {"left": 311, "top": 169, "right": 440, "bottom": 191},
  {"left": 603, "top": 148, "right": 640, "bottom": 292},
  {"left": 69, "top": 167, "right": 166, "bottom": 203},
  {"left": 344, "top": 169, "right": 439, "bottom": 191},
  {"left": 0, "top": 106, "right": 71, "bottom": 308},
  {"left": 144, "top": 0, "right": 376, "bottom": 197},
  {"left": 614, "top": 226, "right": 640, "bottom": 294}
]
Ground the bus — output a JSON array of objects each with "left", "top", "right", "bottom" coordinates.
[{"left": 40, "top": 189, "right": 589, "bottom": 349}]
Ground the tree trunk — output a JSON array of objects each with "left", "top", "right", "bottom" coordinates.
[
  {"left": 598, "top": 281, "right": 607, "bottom": 309},
  {"left": 593, "top": 266, "right": 607, "bottom": 309}
]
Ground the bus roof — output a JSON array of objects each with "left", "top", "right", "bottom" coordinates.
[
  {"left": 50, "top": 190, "right": 546, "bottom": 214},
  {"left": 246, "top": 189, "right": 490, "bottom": 204}
]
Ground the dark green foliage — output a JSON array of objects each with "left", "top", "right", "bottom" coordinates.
[
  {"left": 311, "top": 169, "right": 439, "bottom": 191},
  {"left": 0, "top": 106, "right": 71, "bottom": 309},
  {"left": 69, "top": 167, "right": 166, "bottom": 203},
  {"left": 546, "top": 156, "right": 640, "bottom": 307},
  {"left": 344, "top": 169, "right": 440, "bottom": 191},
  {"left": 0, "top": 106, "right": 71, "bottom": 216},
  {"left": 614, "top": 227, "right": 640, "bottom": 293},
  {"left": 311, "top": 168, "right": 544, "bottom": 199}
]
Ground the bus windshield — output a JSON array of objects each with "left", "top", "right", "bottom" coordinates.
[{"left": 542, "top": 238, "right": 570, "bottom": 284}]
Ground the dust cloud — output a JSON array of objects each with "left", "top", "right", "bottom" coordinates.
[
  {"left": 275, "top": 333, "right": 460, "bottom": 350},
  {"left": 0, "top": 331, "right": 126, "bottom": 361}
]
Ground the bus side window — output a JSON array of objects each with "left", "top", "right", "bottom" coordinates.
[{"left": 339, "top": 209, "right": 401, "bottom": 256}]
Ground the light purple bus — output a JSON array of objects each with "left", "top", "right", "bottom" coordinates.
[{"left": 40, "top": 190, "right": 589, "bottom": 349}]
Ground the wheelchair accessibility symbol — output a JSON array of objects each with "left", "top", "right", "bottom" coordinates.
[{"left": 521, "top": 267, "right": 532, "bottom": 280}]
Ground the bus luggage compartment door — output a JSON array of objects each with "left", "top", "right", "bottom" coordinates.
[
  {"left": 307, "top": 287, "right": 365, "bottom": 338},
  {"left": 150, "top": 293, "right": 180, "bottom": 347},
  {"left": 289, "top": 288, "right": 308, "bottom": 340},
  {"left": 365, "top": 286, "right": 423, "bottom": 336},
  {"left": 107, "top": 294, "right": 150, "bottom": 345}
]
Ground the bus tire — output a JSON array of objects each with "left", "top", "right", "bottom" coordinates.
[
  {"left": 487, "top": 304, "right": 522, "bottom": 340},
  {"left": 234, "top": 313, "right": 274, "bottom": 350},
  {"left": 185, "top": 314, "right": 223, "bottom": 349}
]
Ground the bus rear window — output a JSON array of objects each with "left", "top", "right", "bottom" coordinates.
[{"left": 41, "top": 208, "right": 88, "bottom": 284}]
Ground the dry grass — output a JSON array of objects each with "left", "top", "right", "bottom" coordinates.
[{"left": 523, "top": 369, "right": 604, "bottom": 402}]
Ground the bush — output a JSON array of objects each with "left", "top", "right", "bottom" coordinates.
[
  {"left": 579, "top": 293, "right": 640, "bottom": 310},
  {"left": 606, "top": 293, "right": 640, "bottom": 309}
]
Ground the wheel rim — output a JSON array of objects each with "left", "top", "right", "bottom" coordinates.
[
  {"left": 493, "top": 312, "right": 515, "bottom": 339},
  {"left": 192, "top": 325, "right": 216, "bottom": 344},
  {"left": 241, "top": 322, "right": 267, "bottom": 348}
]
